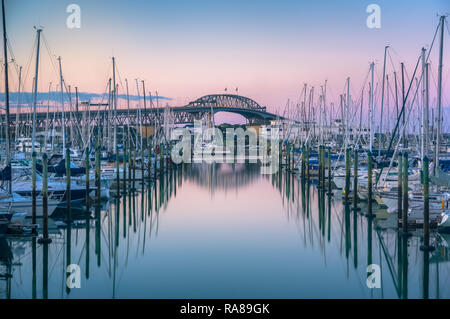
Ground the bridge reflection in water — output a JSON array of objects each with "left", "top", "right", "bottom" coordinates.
[{"left": 1, "top": 163, "right": 449, "bottom": 298}]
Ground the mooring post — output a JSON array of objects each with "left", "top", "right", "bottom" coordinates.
[
  {"left": 141, "top": 137, "right": 145, "bottom": 186},
  {"left": 328, "top": 146, "right": 332, "bottom": 195},
  {"left": 153, "top": 144, "right": 157, "bottom": 184},
  {"left": 286, "top": 142, "right": 289, "bottom": 170},
  {"left": 301, "top": 143, "right": 305, "bottom": 179},
  {"left": 116, "top": 143, "right": 120, "bottom": 196},
  {"left": 160, "top": 143, "right": 164, "bottom": 175},
  {"left": 291, "top": 143, "right": 295, "bottom": 172},
  {"left": 122, "top": 139, "right": 127, "bottom": 194},
  {"left": 321, "top": 145, "right": 326, "bottom": 188},
  {"left": 318, "top": 145, "right": 322, "bottom": 188},
  {"left": 168, "top": 143, "right": 173, "bottom": 170},
  {"left": 38, "top": 153, "right": 51, "bottom": 243},
  {"left": 279, "top": 141, "right": 282, "bottom": 170},
  {"left": 397, "top": 152, "right": 403, "bottom": 227},
  {"left": 95, "top": 144, "right": 101, "bottom": 202},
  {"left": 367, "top": 150, "right": 373, "bottom": 216},
  {"left": 132, "top": 149, "right": 136, "bottom": 191},
  {"left": 420, "top": 156, "right": 434, "bottom": 251},
  {"left": 147, "top": 139, "right": 152, "bottom": 182},
  {"left": 402, "top": 152, "right": 409, "bottom": 234},
  {"left": 306, "top": 144, "right": 310, "bottom": 179},
  {"left": 344, "top": 148, "right": 350, "bottom": 204},
  {"left": 32, "top": 151, "right": 37, "bottom": 224},
  {"left": 353, "top": 148, "right": 359, "bottom": 211},
  {"left": 65, "top": 147, "right": 71, "bottom": 213},
  {"left": 85, "top": 147, "right": 90, "bottom": 208},
  {"left": 128, "top": 141, "right": 132, "bottom": 190}
]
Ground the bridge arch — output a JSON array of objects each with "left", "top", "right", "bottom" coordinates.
[{"left": 186, "top": 94, "right": 266, "bottom": 112}]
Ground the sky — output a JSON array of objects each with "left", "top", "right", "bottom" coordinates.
[{"left": 3, "top": 0, "right": 450, "bottom": 118}]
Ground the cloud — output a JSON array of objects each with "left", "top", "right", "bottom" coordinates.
[{"left": 0, "top": 92, "right": 171, "bottom": 107}]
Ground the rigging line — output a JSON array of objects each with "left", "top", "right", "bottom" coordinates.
[
  {"left": 429, "top": 63, "right": 439, "bottom": 102},
  {"left": 18, "top": 33, "right": 37, "bottom": 106},
  {"left": 6, "top": 36, "right": 20, "bottom": 76},
  {"left": 114, "top": 63, "right": 127, "bottom": 97},
  {"left": 346, "top": 66, "right": 371, "bottom": 146},
  {"left": 425, "top": 16, "right": 443, "bottom": 63},
  {"left": 446, "top": 18, "right": 450, "bottom": 37},
  {"left": 62, "top": 79, "right": 84, "bottom": 144},
  {"left": 388, "top": 46, "right": 404, "bottom": 68},
  {"left": 41, "top": 33, "right": 61, "bottom": 83},
  {"left": 379, "top": 68, "right": 423, "bottom": 187},
  {"left": 387, "top": 49, "right": 399, "bottom": 79}
]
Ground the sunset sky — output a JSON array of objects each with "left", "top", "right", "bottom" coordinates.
[{"left": 4, "top": 0, "right": 450, "bottom": 117}]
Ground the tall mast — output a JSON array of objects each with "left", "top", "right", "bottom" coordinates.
[
  {"left": 401, "top": 63, "right": 406, "bottom": 148},
  {"left": 302, "top": 83, "right": 307, "bottom": 143},
  {"left": 421, "top": 47, "right": 426, "bottom": 163},
  {"left": 125, "top": 79, "right": 130, "bottom": 147},
  {"left": 369, "top": 62, "right": 374, "bottom": 153},
  {"left": 319, "top": 87, "right": 323, "bottom": 145},
  {"left": 386, "top": 75, "right": 390, "bottom": 141},
  {"left": 58, "top": 56, "right": 66, "bottom": 157},
  {"left": 394, "top": 71, "right": 399, "bottom": 119},
  {"left": 14, "top": 66, "right": 22, "bottom": 140},
  {"left": 435, "top": 16, "right": 446, "bottom": 174},
  {"left": 379, "top": 46, "right": 388, "bottom": 151},
  {"left": 2, "top": 0, "right": 11, "bottom": 193},
  {"left": 135, "top": 79, "right": 142, "bottom": 150},
  {"left": 32, "top": 27, "right": 42, "bottom": 154},
  {"left": 425, "top": 62, "right": 430, "bottom": 161},
  {"left": 142, "top": 80, "right": 147, "bottom": 149},
  {"left": 345, "top": 77, "right": 350, "bottom": 147},
  {"left": 112, "top": 57, "right": 117, "bottom": 152},
  {"left": 68, "top": 85, "right": 72, "bottom": 145},
  {"left": 45, "top": 82, "right": 51, "bottom": 146}
]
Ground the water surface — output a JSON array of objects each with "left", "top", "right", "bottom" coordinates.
[{"left": 1, "top": 163, "right": 449, "bottom": 299}]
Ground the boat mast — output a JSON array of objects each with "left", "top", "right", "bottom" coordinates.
[
  {"left": 386, "top": 75, "right": 390, "bottom": 143},
  {"left": 425, "top": 62, "right": 430, "bottom": 161},
  {"left": 58, "top": 56, "right": 66, "bottom": 158},
  {"left": 142, "top": 80, "right": 147, "bottom": 151},
  {"left": 135, "top": 79, "right": 142, "bottom": 150},
  {"left": 112, "top": 57, "right": 117, "bottom": 153},
  {"left": 421, "top": 47, "right": 426, "bottom": 164},
  {"left": 345, "top": 77, "right": 350, "bottom": 148},
  {"left": 1, "top": 0, "right": 11, "bottom": 193},
  {"left": 32, "top": 27, "right": 42, "bottom": 154},
  {"left": 45, "top": 82, "right": 51, "bottom": 149},
  {"left": 435, "top": 15, "right": 446, "bottom": 175},
  {"left": 401, "top": 63, "right": 406, "bottom": 148},
  {"left": 379, "top": 46, "right": 388, "bottom": 152},
  {"left": 369, "top": 62, "right": 374, "bottom": 153},
  {"left": 125, "top": 79, "right": 130, "bottom": 148},
  {"left": 14, "top": 66, "right": 21, "bottom": 140}
]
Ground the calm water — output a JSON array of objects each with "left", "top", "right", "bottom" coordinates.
[{"left": 1, "top": 163, "right": 449, "bottom": 299}]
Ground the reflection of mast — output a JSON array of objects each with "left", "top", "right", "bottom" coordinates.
[
  {"left": 0, "top": 238, "right": 12, "bottom": 299},
  {"left": 375, "top": 229, "right": 400, "bottom": 297}
]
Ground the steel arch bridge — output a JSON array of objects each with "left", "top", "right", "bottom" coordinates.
[
  {"left": 187, "top": 94, "right": 266, "bottom": 111},
  {"left": 8, "top": 94, "right": 283, "bottom": 131}
]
